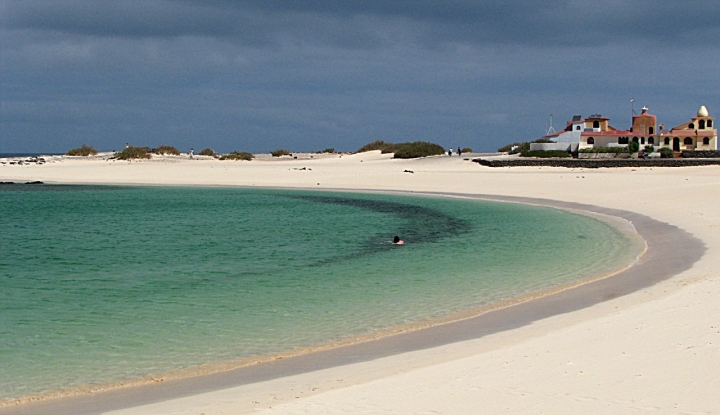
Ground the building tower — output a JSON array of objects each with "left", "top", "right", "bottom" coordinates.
[{"left": 632, "top": 107, "right": 657, "bottom": 135}]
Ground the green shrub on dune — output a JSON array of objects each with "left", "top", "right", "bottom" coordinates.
[
  {"left": 356, "top": 140, "right": 445, "bottom": 159},
  {"left": 199, "top": 148, "right": 216, "bottom": 157},
  {"left": 498, "top": 142, "right": 527, "bottom": 154},
  {"left": 460, "top": 147, "right": 473, "bottom": 153},
  {"left": 271, "top": 149, "right": 291, "bottom": 157},
  {"left": 357, "top": 140, "right": 394, "bottom": 153},
  {"left": 392, "top": 142, "right": 445, "bottom": 158},
  {"left": 66, "top": 145, "right": 98, "bottom": 156},
  {"left": 152, "top": 145, "right": 180, "bottom": 155},
  {"left": 115, "top": 146, "right": 151, "bottom": 160},
  {"left": 219, "top": 151, "right": 254, "bottom": 161},
  {"left": 321, "top": 148, "right": 335, "bottom": 153}
]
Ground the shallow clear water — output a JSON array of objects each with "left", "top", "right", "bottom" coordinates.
[{"left": 0, "top": 185, "right": 643, "bottom": 400}]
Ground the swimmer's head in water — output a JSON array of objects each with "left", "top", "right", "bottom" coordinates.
[{"left": 393, "top": 236, "right": 400, "bottom": 243}]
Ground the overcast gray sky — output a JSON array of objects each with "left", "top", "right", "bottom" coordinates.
[{"left": 2, "top": 1, "right": 720, "bottom": 154}]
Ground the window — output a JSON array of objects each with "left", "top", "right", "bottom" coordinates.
[
  {"left": 587, "top": 137, "right": 594, "bottom": 144},
  {"left": 593, "top": 120, "right": 600, "bottom": 128},
  {"left": 689, "top": 123, "right": 695, "bottom": 129},
  {"left": 684, "top": 137, "right": 693, "bottom": 145},
  {"left": 649, "top": 127, "right": 654, "bottom": 134},
  {"left": 641, "top": 137, "right": 645, "bottom": 144},
  {"left": 703, "top": 137, "right": 710, "bottom": 145},
  {"left": 632, "top": 137, "right": 639, "bottom": 143},
  {"left": 708, "top": 120, "right": 713, "bottom": 127},
  {"left": 664, "top": 137, "right": 670, "bottom": 145},
  {"left": 618, "top": 137, "right": 629, "bottom": 144},
  {"left": 576, "top": 125, "right": 581, "bottom": 130},
  {"left": 699, "top": 120, "right": 706, "bottom": 129},
  {"left": 648, "top": 137, "right": 655, "bottom": 145}
]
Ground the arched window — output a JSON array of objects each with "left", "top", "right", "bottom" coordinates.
[
  {"left": 587, "top": 137, "right": 595, "bottom": 144},
  {"left": 689, "top": 123, "right": 695, "bottom": 129},
  {"left": 664, "top": 137, "right": 670, "bottom": 145},
  {"left": 684, "top": 137, "right": 693, "bottom": 145},
  {"left": 593, "top": 120, "right": 600, "bottom": 128},
  {"left": 576, "top": 125, "right": 581, "bottom": 130},
  {"left": 648, "top": 137, "right": 655, "bottom": 145},
  {"left": 641, "top": 137, "right": 645, "bottom": 144},
  {"left": 632, "top": 137, "right": 639, "bottom": 143},
  {"left": 699, "top": 120, "right": 706, "bottom": 129},
  {"left": 708, "top": 120, "right": 713, "bottom": 127},
  {"left": 703, "top": 137, "right": 710, "bottom": 145},
  {"left": 649, "top": 127, "right": 654, "bottom": 134}
]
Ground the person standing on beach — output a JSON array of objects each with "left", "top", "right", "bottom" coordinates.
[
  {"left": 458, "top": 147, "right": 462, "bottom": 156},
  {"left": 448, "top": 148, "right": 453, "bottom": 156},
  {"left": 189, "top": 148, "right": 194, "bottom": 159}
]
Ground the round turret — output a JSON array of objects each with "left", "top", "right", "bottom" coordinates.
[{"left": 698, "top": 105, "right": 709, "bottom": 117}]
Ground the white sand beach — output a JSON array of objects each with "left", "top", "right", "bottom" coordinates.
[{"left": 2, "top": 152, "right": 719, "bottom": 414}]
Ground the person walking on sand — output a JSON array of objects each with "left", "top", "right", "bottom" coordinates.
[
  {"left": 458, "top": 147, "right": 462, "bottom": 156},
  {"left": 189, "top": 148, "right": 194, "bottom": 159},
  {"left": 448, "top": 148, "right": 453, "bottom": 156}
]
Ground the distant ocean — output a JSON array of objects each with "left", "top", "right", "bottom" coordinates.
[{"left": 0, "top": 186, "right": 644, "bottom": 402}]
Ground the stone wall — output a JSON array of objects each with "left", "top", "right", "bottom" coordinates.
[
  {"left": 577, "top": 152, "right": 630, "bottom": 159},
  {"left": 681, "top": 150, "right": 720, "bottom": 158},
  {"left": 473, "top": 158, "right": 720, "bottom": 168}
]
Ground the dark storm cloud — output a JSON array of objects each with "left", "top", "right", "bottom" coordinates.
[
  {"left": 7, "top": 1, "right": 720, "bottom": 47},
  {"left": 2, "top": 1, "right": 720, "bottom": 154}
]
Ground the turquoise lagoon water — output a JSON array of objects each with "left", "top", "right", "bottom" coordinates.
[{"left": 0, "top": 186, "right": 643, "bottom": 400}]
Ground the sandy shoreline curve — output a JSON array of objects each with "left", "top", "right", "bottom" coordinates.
[
  {"left": 1, "top": 154, "right": 719, "bottom": 414},
  {"left": 0, "top": 190, "right": 647, "bottom": 410}
]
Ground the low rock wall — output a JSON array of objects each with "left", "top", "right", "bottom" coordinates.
[
  {"left": 473, "top": 158, "right": 720, "bottom": 168},
  {"left": 577, "top": 153, "right": 628, "bottom": 159},
  {"left": 681, "top": 150, "right": 720, "bottom": 158}
]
